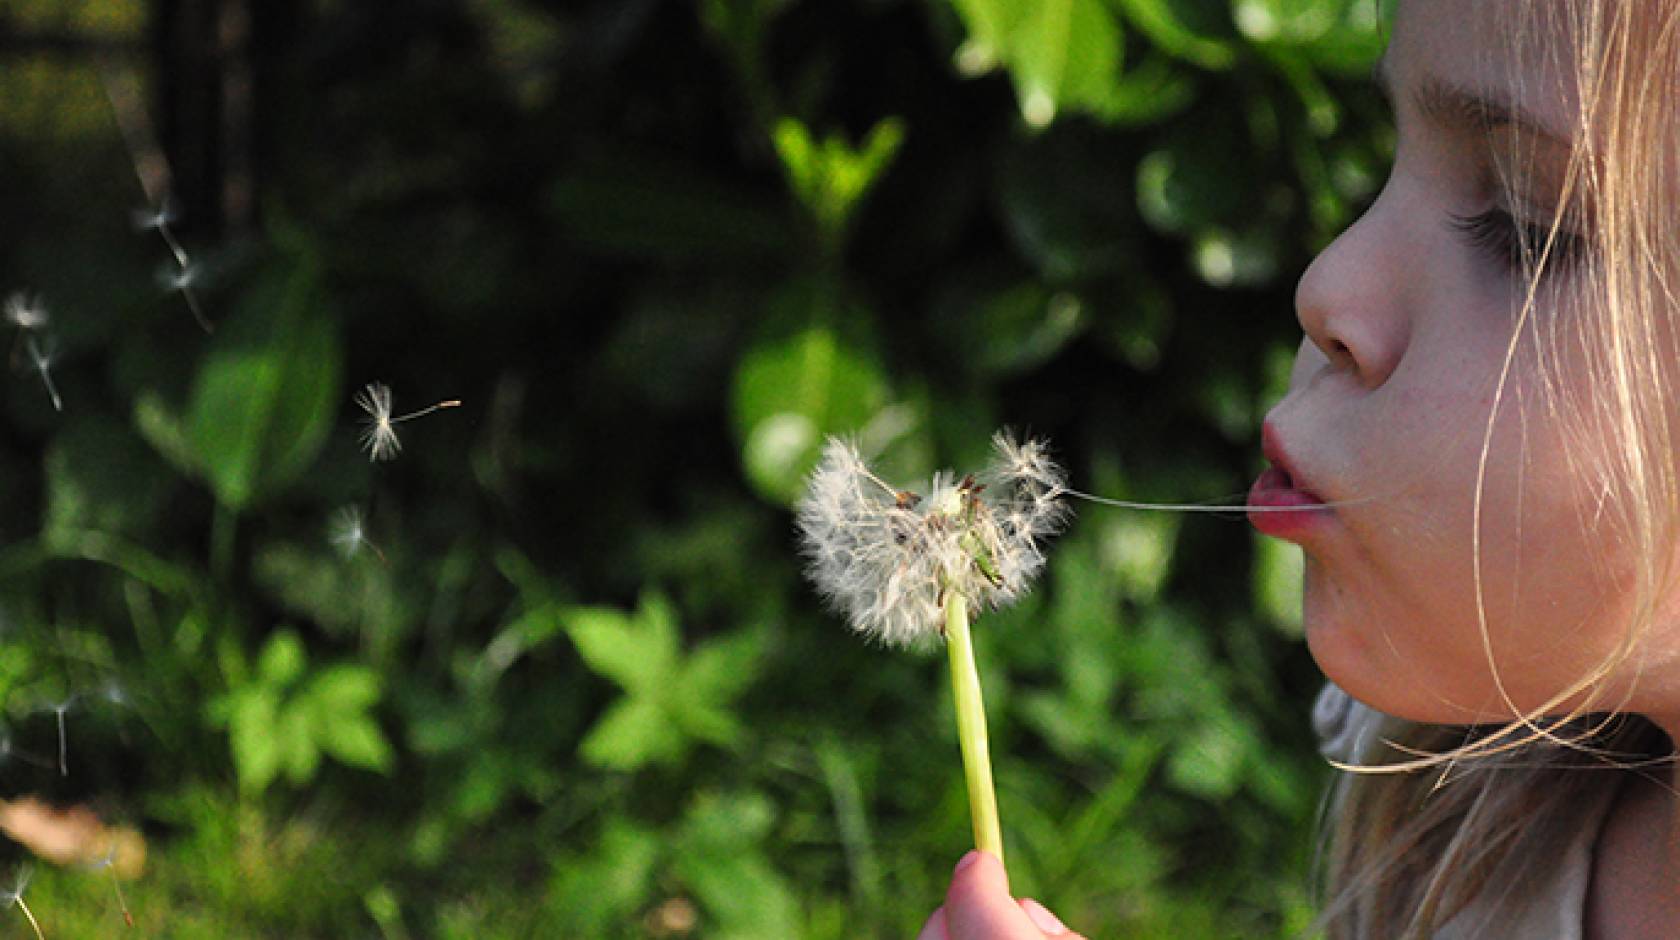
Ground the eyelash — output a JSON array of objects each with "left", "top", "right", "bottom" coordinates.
[{"left": 1449, "top": 208, "right": 1587, "bottom": 277}]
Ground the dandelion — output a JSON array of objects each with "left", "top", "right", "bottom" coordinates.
[
  {"left": 796, "top": 431, "right": 1070, "bottom": 866},
  {"left": 328, "top": 505, "right": 385, "bottom": 562},
  {"left": 355, "top": 381, "right": 462, "bottom": 462},
  {"left": 797, "top": 432, "right": 1068, "bottom": 649},
  {"left": 1, "top": 866, "right": 45, "bottom": 940}
]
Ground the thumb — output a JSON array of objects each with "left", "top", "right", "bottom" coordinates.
[{"left": 944, "top": 851, "right": 1065, "bottom": 938}]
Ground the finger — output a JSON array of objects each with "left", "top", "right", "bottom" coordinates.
[
  {"left": 916, "top": 906, "right": 950, "bottom": 940},
  {"left": 944, "top": 851, "right": 1045, "bottom": 938},
  {"left": 1019, "top": 898, "right": 1078, "bottom": 937}
]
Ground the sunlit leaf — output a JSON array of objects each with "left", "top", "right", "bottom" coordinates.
[
  {"left": 731, "top": 313, "right": 889, "bottom": 504},
  {"left": 580, "top": 697, "right": 684, "bottom": 771},
  {"left": 184, "top": 257, "right": 342, "bottom": 511}
]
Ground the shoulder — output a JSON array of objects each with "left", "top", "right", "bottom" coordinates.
[{"left": 1584, "top": 771, "right": 1680, "bottom": 940}]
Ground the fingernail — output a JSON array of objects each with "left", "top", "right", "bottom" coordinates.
[
  {"left": 1021, "top": 898, "right": 1069, "bottom": 935},
  {"left": 953, "top": 850, "right": 982, "bottom": 876}
]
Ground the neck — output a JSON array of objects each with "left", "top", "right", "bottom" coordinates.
[{"left": 1584, "top": 712, "right": 1680, "bottom": 937}]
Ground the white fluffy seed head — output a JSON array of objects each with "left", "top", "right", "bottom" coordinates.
[{"left": 795, "top": 433, "right": 1071, "bottom": 650}]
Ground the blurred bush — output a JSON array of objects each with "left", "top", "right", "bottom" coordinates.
[{"left": 0, "top": 0, "right": 1391, "bottom": 935}]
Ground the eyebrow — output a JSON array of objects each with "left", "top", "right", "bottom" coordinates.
[{"left": 1372, "top": 52, "right": 1575, "bottom": 151}]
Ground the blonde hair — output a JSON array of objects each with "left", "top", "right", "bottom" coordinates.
[{"left": 1319, "top": 2, "right": 1680, "bottom": 936}]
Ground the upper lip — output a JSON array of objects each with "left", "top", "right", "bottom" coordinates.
[{"left": 1261, "top": 419, "right": 1320, "bottom": 498}]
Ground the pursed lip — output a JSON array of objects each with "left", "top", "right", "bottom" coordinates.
[{"left": 1249, "top": 417, "right": 1334, "bottom": 540}]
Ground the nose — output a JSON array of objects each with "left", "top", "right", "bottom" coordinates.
[{"left": 1293, "top": 190, "right": 1410, "bottom": 388}]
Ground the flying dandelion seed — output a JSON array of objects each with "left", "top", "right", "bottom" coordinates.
[
  {"left": 87, "top": 845, "right": 133, "bottom": 928},
  {"left": 37, "top": 695, "right": 78, "bottom": 778},
  {"left": 3, "top": 293, "right": 47, "bottom": 332},
  {"left": 796, "top": 431, "right": 1070, "bottom": 649},
  {"left": 131, "top": 202, "right": 177, "bottom": 233},
  {"left": 1, "top": 866, "right": 44, "bottom": 940},
  {"left": 158, "top": 263, "right": 198, "bottom": 292},
  {"left": 329, "top": 505, "right": 385, "bottom": 562},
  {"left": 24, "top": 336, "right": 63, "bottom": 413},
  {"left": 355, "top": 381, "right": 462, "bottom": 462}
]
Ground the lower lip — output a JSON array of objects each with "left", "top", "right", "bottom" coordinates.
[{"left": 1248, "top": 467, "right": 1330, "bottom": 539}]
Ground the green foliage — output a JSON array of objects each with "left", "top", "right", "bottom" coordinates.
[
  {"left": 144, "top": 254, "right": 343, "bottom": 513},
  {"left": 567, "top": 592, "right": 763, "bottom": 771},
  {"left": 213, "top": 629, "right": 392, "bottom": 796},
  {"left": 731, "top": 316, "right": 892, "bottom": 504},
  {"left": 773, "top": 117, "right": 906, "bottom": 250},
  {"left": 0, "top": 0, "right": 1395, "bottom": 935}
]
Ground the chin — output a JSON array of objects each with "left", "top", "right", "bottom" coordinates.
[{"left": 1300, "top": 559, "right": 1458, "bottom": 725}]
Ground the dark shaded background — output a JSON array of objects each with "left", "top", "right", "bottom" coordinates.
[{"left": 0, "top": 0, "right": 1391, "bottom": 935}]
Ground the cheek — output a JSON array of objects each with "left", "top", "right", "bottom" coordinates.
[{"left": 1306, "top": 370, "right": 1635, "bottom": 722}]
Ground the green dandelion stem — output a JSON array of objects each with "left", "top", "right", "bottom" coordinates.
[{"left": 944, "top": 592, "right": 1003, "bottom": 865}]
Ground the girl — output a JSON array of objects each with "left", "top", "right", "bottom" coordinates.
[{"left": 920, "top": 1, "right": 1680, "bottom": 936}]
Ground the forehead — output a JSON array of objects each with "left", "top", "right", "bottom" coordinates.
[{"left": 1388, "top": 0, "right": 1582, "bottom": 135}]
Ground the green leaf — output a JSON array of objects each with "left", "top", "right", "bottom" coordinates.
[
  {"left": 671, "top": 628, "right": 763, "bottom": 715},
  {"left": 185, "top": 257, "right": 343, "bottom": 511},
  {"left": 675, "top": 792, "right": 799, "bottom": 939},
  {"left": 1006, "top": 0, "right": 1124, "bottom": 127},
  {"left": 134, "top": 389, "right": 204, "bottom": 482},
  {"left": 772, "top": 117, "right": 905, "bottom": 245},
  {"left": 565, "top": 592, "right": 679, "bottom": 695},
  {"left": 317, "top": 714, "right": 394, "bottom": 772},
  {"left": 949, "top": 0, "right": 1027, "bottom": 71},
  {"left": 1109, "top": 0, "right": 1235, "bottom": 69},
  {"left": 547, "top": 820, "right": 661, "bottom": 934},
  {"left": 257, "top": 630, "right": 307, "bottom": 687},
  {"left": 308, "top": 664, "right": 383, "bottom": 713},
  {"left": 43, "top": 415, "right": 172, "bottom": 549},
  {"left": 730, "top": 315, "right": 889, "bottom": 504},
  {"left": 579, "top": 697, "right": 685, "bottom": 771},
  {"left": 1235, "top": 0, "right": 1389, "bottom": 73},
  {"left": 1103, "top": 54, "right": 1198, "bottom": 125},
  {"left": 229, "top": 690, "right": 282, "bottom": 795},
  {"left": 277, "top": 703, "right": 321, "bottom": 784},
  {"left": 1253, "top": 531, "right": 1304, "bottom": 634},
  {"left": 1135, "top": 139, "right": 1243, "bottom": 236},
  {"left": 1165, "top": 720, "right": 1246, "bottom": 800}
]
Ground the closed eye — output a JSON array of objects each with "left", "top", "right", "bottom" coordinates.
[{"left": 1448, "top": 208, "right": 1586, "bottom": 278}]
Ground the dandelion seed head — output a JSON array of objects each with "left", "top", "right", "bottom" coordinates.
[
  {"left": 3, "top": 293, "right": 46, "bottom": 332},
  {"left": 796, "top": 434, "right": 1071, "bottom": 649},
  {"left": 356, "top": 382, "right": 402, "bottom": 461}
]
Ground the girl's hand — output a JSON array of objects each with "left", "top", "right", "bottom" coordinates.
[{"left": 916, "top": 851, "right": 1086, "bottom": 939}]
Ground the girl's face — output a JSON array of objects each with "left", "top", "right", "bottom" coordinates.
[{"left": 1266, "top": 0, "right": 1680, "bottom": 724}]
